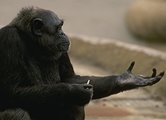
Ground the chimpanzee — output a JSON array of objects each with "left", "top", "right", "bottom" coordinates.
[{"left": 0, "top": 7, "right": 164, "bottom": 120}]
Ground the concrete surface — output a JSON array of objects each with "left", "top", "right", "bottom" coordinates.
[
  {"left": 69, "top": 36, "right": 166, "bottom": 100},
  {"left": 72, "top": 58, "right": 166, "bottom": 120}
]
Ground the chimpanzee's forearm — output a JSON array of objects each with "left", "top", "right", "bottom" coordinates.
[
  {"left": 66, "top": 68, "right": 164, "bottom": 99},
  {"left": 65, "top": 75, "right": 122, "bottom": 99}
]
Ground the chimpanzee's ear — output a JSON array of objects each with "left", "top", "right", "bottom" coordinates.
[{"left": 31, "top": 18, "right": 44, "bottom": 36}]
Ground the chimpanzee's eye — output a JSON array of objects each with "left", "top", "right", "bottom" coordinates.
[
  {"left": 60, "top": 20, "right": 64, "bottom": 26},
  {"left": 57, "top": 26, "right": 61, "bottom": 31},
  {"left": 55, "top": 20, "right": 63, "bottom": 32}
]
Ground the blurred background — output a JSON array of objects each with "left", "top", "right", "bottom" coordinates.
[
  {"left": 0, "top": 0, "right": 166, "bottom": 120},
  {"left": 0, "top": 0, "right": 166, "bottom": 51}
]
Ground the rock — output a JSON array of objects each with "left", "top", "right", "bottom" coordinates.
[{"left": 126, "top": 0, "right": 166, "bottom": 43}]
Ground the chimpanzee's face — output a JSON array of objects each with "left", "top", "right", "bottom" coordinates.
[{"left": 31, "top": 10, "right": 70, "bottom": 54}]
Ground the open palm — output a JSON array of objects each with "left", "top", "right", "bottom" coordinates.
[{"left": 118, "top": 62, "right": 164, "bottom": 90}]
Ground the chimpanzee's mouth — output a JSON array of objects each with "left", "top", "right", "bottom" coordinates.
[{"left": 57, "top": 42, "right": 70, "bottom": 52}]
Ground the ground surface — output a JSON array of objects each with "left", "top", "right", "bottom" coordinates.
[{"left": 72, "top": 58, "right": 166, "bottom": 120}]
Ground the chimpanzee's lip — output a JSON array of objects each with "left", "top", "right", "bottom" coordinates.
[{"left": 57, "top": 42, "right": 70, "bottom": 52}]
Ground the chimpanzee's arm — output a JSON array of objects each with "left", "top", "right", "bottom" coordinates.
[
  {"left": 10, "top": 84, "right": 72, "bottom": 106},
  {"left": 63, "top": 61, "right": 164, "bottom": 99},
  {"left": 3, "top": 83, "right": 92, "bottom": 109}
]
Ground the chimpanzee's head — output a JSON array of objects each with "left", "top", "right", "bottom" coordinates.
[{"left": 10, "top": 7, "right": 70, "bottom": 58}]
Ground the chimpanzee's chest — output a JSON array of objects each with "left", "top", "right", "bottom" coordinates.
[
  {"left": 26, "top": 60, "right": 61, "bottom": 85},
  {"left": 39, "top": 61, "right": 61, "bottom": 84}
]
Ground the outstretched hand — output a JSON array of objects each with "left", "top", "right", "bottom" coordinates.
[{"left": 118, "top": 62, "right": 164, "bottom": 90}]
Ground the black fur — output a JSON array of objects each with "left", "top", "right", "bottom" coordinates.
[{"left": 0, "top": 7, "right": 164, "bottom": 120}]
